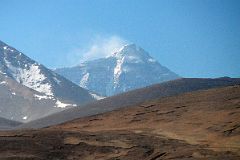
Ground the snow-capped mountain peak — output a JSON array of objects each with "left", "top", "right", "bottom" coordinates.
[
  {"left": 55, "top": 43, "right": 180, "bottom": 96},
  {"left": 111, "top": 44, "right": 151, "bottom": 61},
  {"left": 0, "top": 41, "right": 54, "bottom": 97},
  {"left": 0, "top": 40, "right": 96, "bottom": 122},
  {"left": 109, "top": 44, "right": 159, "bottom": 68}
]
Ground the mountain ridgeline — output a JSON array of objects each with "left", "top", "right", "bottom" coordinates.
[
  {"left": 0, "top": 40, "right": 97, "bottom": 122},
  {"left": 55, "top": 44, "right": 180, "bottom": 96}
]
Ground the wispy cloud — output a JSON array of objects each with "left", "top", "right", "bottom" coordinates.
[{"left": 66, "top": 35, "right": 128, "bottom": 66}]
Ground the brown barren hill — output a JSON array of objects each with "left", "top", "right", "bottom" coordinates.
[
  {"left": 0, "top": 85, "right": 239, "bottom": 159},
  {"left": 18, "top": 77, "right": 240, "bottom": 129}
]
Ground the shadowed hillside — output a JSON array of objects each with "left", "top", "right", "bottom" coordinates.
[
  {"left": 0, "top": 117, "right": 22, "bottom": 130},
  {"left": 19, "top": 77, "right": 240, "bottom": 129}
]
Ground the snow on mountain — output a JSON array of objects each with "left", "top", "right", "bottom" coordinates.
[
  {"left": 90, "top": 92, "right": 105, "bottom": 100},
  {"left": 0, "top": 40, "right": 96, "bottom": 122},
  {"left": 55, "top": 44, "right": 180, "bottom": 96}
]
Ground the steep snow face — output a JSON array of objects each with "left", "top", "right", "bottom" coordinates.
[
  {"left": 1, "top": 44, "right": 54, "bottom": 97},
  {"left": 9, "top": 63, "right": 53, "bottom": 96},
  {"left": 113, "top": 56, "right": 124, "bottom": 86},
  {"left": 18, "top": 65, "right": 53, "bottom": 96},
  {"left": 80, "top": 72, "right": 89, "bottom": 88},
  {"left": 111, "top": 44, "right": 158, "bottom": 89},
  {"left": 55, "top": 44, "right": 180, "bottom": 97}
]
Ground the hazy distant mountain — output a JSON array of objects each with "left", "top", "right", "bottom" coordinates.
[
  {"left": 0, "top": 40, "right": 96, "bottom": 122},
  {"left": 55, "top": 44, "right": 180, "bottom": 96}
]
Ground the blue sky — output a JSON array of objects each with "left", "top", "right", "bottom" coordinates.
[{"left": 0, "top": 0, "right": 239, "bottom": 78}]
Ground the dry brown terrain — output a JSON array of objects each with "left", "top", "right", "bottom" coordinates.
[
  {"left": 0, "top": 85, "right": 239, "bottom": 159},
  {"left": 18, "top": 77, "right": 240, "bottom": 129}
]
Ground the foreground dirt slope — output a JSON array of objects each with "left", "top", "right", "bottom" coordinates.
[
  {"left": 0, "top": 85, "right": 239, "bottom": 159},
  {"left": 56, "top": 85, "right": 240, "bottom": 151}
]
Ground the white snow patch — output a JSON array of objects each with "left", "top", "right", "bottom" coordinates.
[
  {"left": 53, "top": 77, "right": 61, "bottom": 85},
  {"left": 0, "top": 71, "right": 6, "bottom": 75},
  {"left": 148, "top": 58, "right": 156, "bottom": 63},
  {"left": 3, "top": 46, "right": 14, "bottom": 52},
  {"left": 110, "top": 44, "right": 128, "bottom": 57},
  {"left": 34, "top": 94, "right": 50, "bottom": 100},
  {"left": 79, "top": 73, "right": 89, "bottom": 88},
  {"left": 17, "top": 64, "right": 53, "bottom": 96},
  {"left": 0, "top": 81, "right": 7, "bottom": 85},
  {"left": 90, "top": 92, "right": 105, "bottom": 100},
  {"left": 55, "top": 99, "right": 76, "bottom": 108},
  {"left": 22, "top": 116, "right": 28, "bottom": 120},
  {"left": 113, "top": 57, "right": 124, "bottom": 85},
  {"left": 4, "top": 60, "right": 54, "bottom": 97}
]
